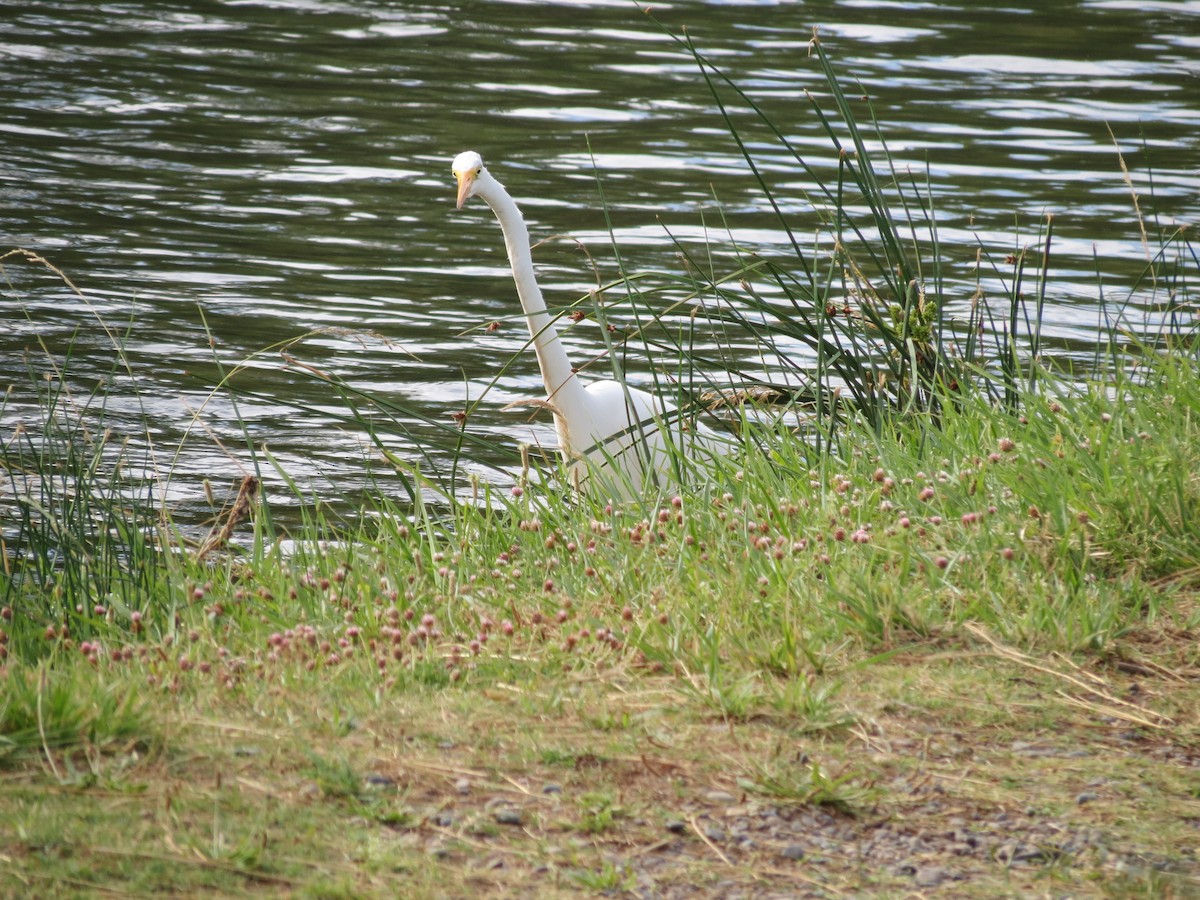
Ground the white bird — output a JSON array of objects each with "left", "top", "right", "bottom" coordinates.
[{"left": 451, "top": 150, "right": 726, "bottom": 493}]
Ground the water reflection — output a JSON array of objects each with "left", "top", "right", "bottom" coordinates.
[{"left": 1, "top": 0, "right": 1196, "bottom": 525}]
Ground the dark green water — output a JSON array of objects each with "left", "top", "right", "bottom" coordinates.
[{"left": 2, "top": 1, "right": 1197, "bottom": 520}]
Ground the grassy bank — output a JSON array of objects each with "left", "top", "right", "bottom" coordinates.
[{"left": 2, "top": 345, "right": 1198, "bottom": 897}]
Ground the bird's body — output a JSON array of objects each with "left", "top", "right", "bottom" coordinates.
[{"left": 452, "top": 150, "right": 725, "bottom": 493}]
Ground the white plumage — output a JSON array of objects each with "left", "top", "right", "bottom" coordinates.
[{"left": 452, "top": 150, "right": 725, "bottom": 492}]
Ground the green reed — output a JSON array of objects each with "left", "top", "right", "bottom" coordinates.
[
  {"left": 605, "top": 21, "right": 1198, "bottom": 444},
  {"left": 0, "top": 314, "right": 172, "bottom": 659}
]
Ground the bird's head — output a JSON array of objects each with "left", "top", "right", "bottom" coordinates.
[{"left": 452, "top": 150, "right": 486, "bottom": 209}]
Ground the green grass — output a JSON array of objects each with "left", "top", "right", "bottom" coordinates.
[
  {"left": 2, "top": 29, "right": 1199, "bottom": 899},
  {"left": 0, "top": 663, "right": 153, "bottom": 772}
]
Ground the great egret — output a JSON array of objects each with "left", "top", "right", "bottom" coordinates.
[{"left": 451, "top": 150, "right": 724, "bottom": 492}]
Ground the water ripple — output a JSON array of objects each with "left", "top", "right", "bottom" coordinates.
[{"left": 1, "top": 0, "right": 1195, "bottom": 520}]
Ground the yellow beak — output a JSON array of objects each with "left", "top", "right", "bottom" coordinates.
[{"left": 455, "top": 170, "right": 475, "bottom": 209}]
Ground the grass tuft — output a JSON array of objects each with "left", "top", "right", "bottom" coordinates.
[{"left": 0, "top": 663, "right": 152, "bottom": 770}]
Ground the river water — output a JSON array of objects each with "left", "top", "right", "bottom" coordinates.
[{"left": 2, "top": 1, "right": 1198, "bottom": 524}]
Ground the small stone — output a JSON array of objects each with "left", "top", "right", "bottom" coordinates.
[
  {"left": 915, "top": 866, "right": 947, "bottom": 887},
  {"left": 1012, "top": 742, "right": 1056, "bottom": 757},
  {"left": 998, "top": 841, "right": 1054, "bottom": 864},
  {"left": 542, "top": 782, "right": 562, "bottom": 794},
  {"left": 455, "top": 778, "right": 471, "bottom": 795},
  {"left": 665, "top": 820, "right": 687, "bottom": 834},
  {"left": 433, "top": 811, "right": 456, "bottom": 827},
  {"left": 494, "top": 808, "right": 524, "bottom": 826},
  {"left": 704, "top": 826, "right": 726, "bottom": 842},
  {"left": 1075, "top": 792, "right": 1099, "bottom": 806},
  {"left": 705, "top": 789, "right": 736, "bottom": 804},
  {"left": 780, "top": 843, "right": 805, "bottom": 861}
]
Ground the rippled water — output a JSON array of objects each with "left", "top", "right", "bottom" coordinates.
[{"left": 2, "top": 0, "right": 1198, "bottom": 523}]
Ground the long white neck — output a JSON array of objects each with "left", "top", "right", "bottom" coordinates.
[{"left": 473, "top": 169, "right": 586, "bottom": 418}]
